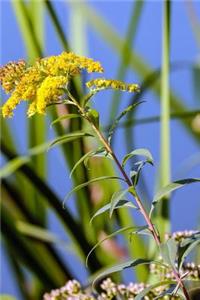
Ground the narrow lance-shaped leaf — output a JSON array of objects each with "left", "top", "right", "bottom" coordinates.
[
  {"left": 109, "top": 188, "right": 130, "bottom": 218},
  {"left": 0, "top": 157, "right": 30, "bottom": 179},
  {"left": 70, "top": 149, "right": 96, "bottom": 178},
  {"left": 150, "top": 178, "right": 200, "bottom": 217},
  {"left": 0, "top": 296, "right": 17, "bottom": 300},
  {"left": 92, "top": 258, "right": 155, "bottom": 288},
  {"left": 108, "top": 101, "right": 143, "bottom": 145},
  {"left": 160, "top": 238, "right": 178, "bottom": 268},
  {"left": 122, "top": 148, "right": 154, "bottom": 168},
  {"left": 86, "top": 226, "right": 136, "bottom": 267},
  {"left": 48, "top": 131, "right": 94, "bottom": 149},
  {"left": 154, "top": 284, "right": 180, "bottom": 300},
  {"left": 134, "top": 280, "right": 175, "bottom": 300},
  {"left": 64, "top": 176, "right": 126, "bottom": 206},
  {"left": 84, "top": 149, "right": 113, "bottom": 168},
  {"left": 50, "top": 113, "right": 81, "bottom": 127},
  {"left": 177, "top": 232, "right": 200, "bottom": 270},
  {"left": 70, "top": 148, "right": 109, "bottom": 178},
  {"left": 16, "top": 221, "right": 71, "bottom": 250},
  {"left": 90, "top": 200, "right": 137, "bottom": 224}
]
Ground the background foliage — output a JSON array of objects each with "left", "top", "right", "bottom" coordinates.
[{"left": 1, "top": 1, "right": 200, "bottom": 299}]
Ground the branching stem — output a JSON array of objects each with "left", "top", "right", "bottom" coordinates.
[{"left": 68, "top": 95, "right": 190, "bottom": 300}]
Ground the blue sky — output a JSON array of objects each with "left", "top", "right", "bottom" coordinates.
[{"left": 1, "top": 1, "right": 200, "bottom": 298}]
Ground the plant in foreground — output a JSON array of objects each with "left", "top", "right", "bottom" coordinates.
[{"left": 1, "top": 52, "right": 200, "bottom": 299}]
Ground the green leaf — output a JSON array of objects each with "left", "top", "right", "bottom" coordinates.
[
  {"left": 90, "top": 200, "right": 137, "bottom": 223},
  {"left": 109, "top": 1, "right": 144, "bottom": 119},
  {"left": 160, "top": 238, "right": 178, "bottom": 267},
  {"left": 70, "top": 149, "right": 96, "bottom": 178},
  {"left": 86, "top": 226, "right": 136, "bottom": 267},
  {"left": 16, "top": 221, "right": 71, "bottom": 250},
  {"left": 87, "top": 108, "right": 99, "bottom": 128},
  {"left": 177, "top": 232, "right": 200, "bottom": 270},
  {"left": 92, "top": 258, "right": 152, "bottom": 288},
  {"left": 154, "top": 284, "right": 178, "bottom": 300},
  {"left": 122, "top": 148, "right": 154, "bottom": 168},
  {"left": 50, "top": 114, "right": 81, "bottom": 127},
  {"left": 0, "top": 157, "right": 30, "bottom": 179},
  {"left": 129, "top": 226, "right": 151, "bottom": 242},
  {"left": 0, "top": 295, "right": 17, "bottom": 300},
  {"left": 48, "top": 131, "right": 94, "bottom": 149},
  {"left": 108, "top": 101, "right": 143, "bottom": 145},
  {"left": 28, "top": 141, "right": 51, "bottom": 156},
  {"left": 134, "top": 280, "right": 175, "bottom": 300},
  {"left": 109, "top": 188, "right": 130, "bottom": 218},
  {"left": 64, "top": 176, "right": 126, "bottom": 205},
  {"left": 150, "top": 178, "right": 200, "bottom": 217},
  {"left": 159, "top": 0, "right": 171, "bottom": 237}
]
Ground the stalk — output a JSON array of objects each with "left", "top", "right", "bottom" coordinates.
[
  {"left": 89, "top": 120, "right": 190, "bottom": 300},
  {"left": 67, "top": 92, "right": 190, "bottom": 299}
]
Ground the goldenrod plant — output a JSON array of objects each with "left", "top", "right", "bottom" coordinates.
[
  {"left": 1, "top": 52, "right": 200, "bottom": 300},
  {"left": 1, "top": 1, "right": 200, "bottom": 300}
]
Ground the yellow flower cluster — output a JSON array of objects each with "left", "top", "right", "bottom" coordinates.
[
  {"left": 1, "top": 52, "right": 104, "bottom": 117},
  {"left": 28, "top": 76, "right": 67, "bottom": 117},
  {"left": 86, "top": 78, "right": 140, "bottom": 93},
  {"left": 0, "top": 60, "right": 26, "bottom": 93}
]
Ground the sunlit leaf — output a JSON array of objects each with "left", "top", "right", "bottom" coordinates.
[
  {"left": 86, "top": 226, "right": 136, "bottom": 267},
  {"left": 48, "top": 132, "right": 94, "bottom": 149},
  {"left": 122, "top": 148, "right": 154, "bottom": 168},
  {"left": 160, "top": 238, "right": 178, "bottom": 267},
  {"left": 64, "top": 176, "right": 126, "bottom": 205},
  {"left": 16, "top": 221, "right": 71, "bottom": 250},
  {"left": 70, "top": 149, "right": 96, "bottom": 178},
  {"left": 0, "top": 157, "right": 30, "bottom": 179},
  {"left": 0, "top": 295, "right": 17, "bottom": 300},
  {"left": 108, "top": 101, "right": 143, "bottom": 145},
  {"left": 134, "top": 281, "right": 175, "bottom": 300},
  {"left": 90, "top": 200, "right": 137, "bottom": 223},
  {"left": 177, "top": 232, "right": 200, "bottom": 270},
  {"left": 109, "top": 188, "right": 130, "bottom": 218},
  {"left": 150, "top": 178, "right": 200, "bottom": 216},
  {"left": 50, "top": 113, "right": 81, "bottom": 127},
  {"left": 93, "top": 258, "right": 154, "bottom": 288}
]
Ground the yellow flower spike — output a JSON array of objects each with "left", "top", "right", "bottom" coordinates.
[
  {"left": 2, "top": 92, "right": 21, "bottom": 118},
  {"left": 1, "top": 51, "right": 104, "bottom": 117},
  {"left": 36, "top": 76, "right": 67, "bottom": 115},
  {"left": 86, "top": 78, "right": 140, "bottom": 93}
]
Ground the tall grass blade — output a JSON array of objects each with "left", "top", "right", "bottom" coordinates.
[
  {"left": 158, "top": 0, "right": 171, "bottom": 237},
  {"left": 109, "top": 1, "right": 144, "bottom": 119}
]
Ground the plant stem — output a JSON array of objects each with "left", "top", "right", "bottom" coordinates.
[
  {"left": 90, "top": 121, "right": 190, "bottom": 299},
  {"left": 70, "top": 97, "right": 190, "bottom": 300}
]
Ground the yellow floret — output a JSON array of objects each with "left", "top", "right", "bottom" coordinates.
[
  {"left": 36, "top": 76, "right": 67, "bottom": 115},
  {"left": 86, "top": 78, "right": 140, "bottom": 93},
  {"left": 2, "top": 92, "right": 21, "bottom": 118},
  {"left": 0, "top": 60, "right": 26, "bottom": 93},
  {"left": 1, "top": 52, "right": 104, "bottom": 117}
]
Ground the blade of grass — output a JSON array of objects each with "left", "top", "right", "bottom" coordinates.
[
  {"left": 157, "top": 0, "right": 171, "bottom": 238},
  {"left": 1, "top": 204, "right": 62, "bottom": 289},
  {"left": 1, "top": 140, "right": 102, "bottom": 273},
  {"left": 27, "top": 0, "right": 46, "bottom": 225},
  {"left": 11, "top": 0, "right": 46, "bottom": 224},
  {"left": 109, "top": 0, "right": 144, "bottom": 120},
  {"left": 3, "top": 242, "right": 33, "bottom": 300},
  {"left": 2, "top": 178, "right": 73, "bottom": 279},
  {"left": 44, "top": 0, "right": 69, "bottom": 50}
]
